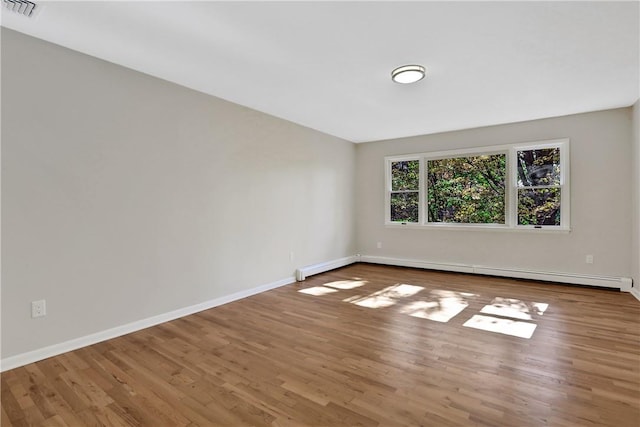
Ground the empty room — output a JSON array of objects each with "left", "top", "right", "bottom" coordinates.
[{"left": 1, "top": 1, "right": 639, "bottom": 426}]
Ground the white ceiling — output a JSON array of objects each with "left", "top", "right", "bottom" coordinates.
[{"left": 2, "top": 1, "right": 639, "bottom": 143}]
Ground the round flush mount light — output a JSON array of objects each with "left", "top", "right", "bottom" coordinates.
[{"left": 391, "top": 64, "right": 426, "bottom": 84}]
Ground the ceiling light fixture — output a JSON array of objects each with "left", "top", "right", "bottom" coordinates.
[{"left": 391, "top": 65, "right": 426, "bottom": 84}]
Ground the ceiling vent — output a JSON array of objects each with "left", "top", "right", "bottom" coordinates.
[{"left": 2, "top": 0, "right": 37, "bottom": 17}]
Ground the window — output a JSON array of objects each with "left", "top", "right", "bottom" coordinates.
[
  {"left": 385, "top": 139, "right": 570, "bottom": 231},
  {"left": 427, "top": 154, "right": 506, "bottom": 224},
  {"left": 515, "top": 147, "right": 561, "bottom": 226},
  {"left": 388, "top": 159, "right": 420, "bottom": 223}
]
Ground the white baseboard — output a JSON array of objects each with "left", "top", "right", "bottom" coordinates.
[
  {"left": 360, "top": 256, "right": 474, "bottom": 275},
  {"left": 0, "top": 275, "right": 296, "bottom": 372},
  {"left": 360, "top": 255, "right": 632, "bottom": 291},
  {"left": 4, "top": 254, "right": 632, "bottom": 372},
  {"left": 295, "top": 255, "right": 359, "bottom": 281}
]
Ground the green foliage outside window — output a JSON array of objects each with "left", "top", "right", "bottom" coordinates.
[
  {"left": 516, "top": 148, "right": 561, "bottom": 226},
  {"left": 427, "top": 154, "right": 506, "bottom": 224},
  {"left": 388, "top": 144, "right": 564, "bottom": 228},
  {"left": 518, "top": 188, "right": 561, "bottom": 225},
  {"left": 391, "top": 160, "right": 419, "bottom": 191},
  {"left": 390, "top": 192, "right": 419, "bottom": 223},
  {"left": 390, "top": 160, "right": 419, "bottom": 222}
]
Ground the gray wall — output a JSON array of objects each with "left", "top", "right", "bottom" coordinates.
[
  {"left": 356, "top": 109, "right": 632, "bottom": 278},
  {"left": 1, "top": 29, "right": 356, "bottom": 358},
  {"left": 632, "top": 100, "right": 640, "bottom": 289}
]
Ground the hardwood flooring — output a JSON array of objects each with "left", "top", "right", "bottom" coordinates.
[{"left": 2, "top": 263, "right": 639, "bottom": 426}]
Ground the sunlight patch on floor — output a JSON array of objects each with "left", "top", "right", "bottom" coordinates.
[
  {"left": 349, "top": 283, "right": 424, "bottom": 309},
  {"left": 298, "top": 286, "right": 338, "bottom": 296},
  {"left": 532, "top": 302, "right": 549, "bottom": 315},
  {"left": 342, "top": 294, "right": 364, "bottom": 303},
  {"left": 400, "top": 290, "right": 473, "bottom": 322},
  {"left": 463, "top": 314, "right": 537, "bottom": 339},
  {"left": 296, "top": 276, "right": 548, "bottom": 338},
  {"left": 322, "top": 280, "right": 368, "bottom": 290},
  {"left": 480, "top": 297, "right": 532, "bottom": 320},
  {"left": 479, "top": 297, "right": 550, "bottom": 320}
]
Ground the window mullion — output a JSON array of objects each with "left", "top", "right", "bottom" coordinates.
[
  {"left": 419, "top": 156, "right": 425, "bottom": 224},
  {"left": 385, "top": 159, "right": 391, "bottom": 223},
  {"left": 507, "top": 148, "right": 516, "bottom": 227}
]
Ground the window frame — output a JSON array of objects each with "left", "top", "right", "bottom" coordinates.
[
  {"left": 509, "top": 140, "right": 570, "bottom": 230},
  {"left": 385, "top": 156, "right": 423, "bottom": 224},
  {"left": 384, "top": 138, "right": 570, "bottom": 232}
]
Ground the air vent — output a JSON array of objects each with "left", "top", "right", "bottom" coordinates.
[{"left": 2, "top": 0, "right": 37, "bottom": 17}]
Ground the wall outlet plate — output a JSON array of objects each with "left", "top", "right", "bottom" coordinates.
[{"left": 31, "top": 300, "right": 46, "bottom": 318}]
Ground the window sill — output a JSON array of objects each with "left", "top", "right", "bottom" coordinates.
[{"left": 384, "top": 223, "right": 571, "bottom": 233}]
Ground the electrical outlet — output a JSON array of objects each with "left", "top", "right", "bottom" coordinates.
[
  {"left": 289, "top": 251, "right": 294, "bottom": 262},
  {"left": 586, "top": 255, "right": 594, "bottom": 264},
  {"left": 376, "top": 241, "right": 382, "bottom": 249},
  {"left": 31, "top": 300, "right": 46, "bottom": 318}
]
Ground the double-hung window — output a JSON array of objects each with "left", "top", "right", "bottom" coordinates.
[
  {"left": 513, "top": 144, "right": 567, "bottom": 227},
  {"left": 385, "top": 138, "right": 570, "bottom": 231},
  {"left": 387, "top": 158, "right": 421, "bottom": 223}
]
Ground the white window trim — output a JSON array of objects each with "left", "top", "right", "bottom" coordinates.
[
  {"left": 385, "top": 138, "right": 570, "bottom": 232},
  {"left": 510, "top": 139, "right": 570, "bottom": 231},
  {"left": 384, "top": 155, "right": 421, "bottom": 224}
]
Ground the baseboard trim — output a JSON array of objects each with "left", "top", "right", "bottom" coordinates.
[
  {"left": 360, "top": 256, "right": 474, "bottom": 275},
  {"left": 295, "top": 255, "right": 359, "bottom": 281},
  {"left": 4, "top": 255, "right": 632, "bottom": 371},
  {"left": 359, "top": 255, "right": 631, "bottom": 291},
  {"left": 0, "top": 275, "right": 296, "bottom": 372}
]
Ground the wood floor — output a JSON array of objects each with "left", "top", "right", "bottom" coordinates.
[{"left": 2, "top": 264, "right": 639, "bottom": 426}]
